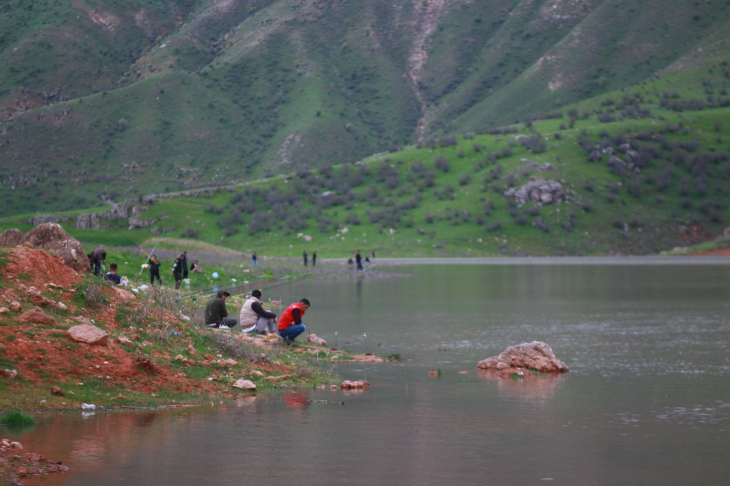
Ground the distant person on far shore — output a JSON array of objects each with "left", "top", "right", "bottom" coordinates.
[
  {"left": 312, "top": 251, "right": 317, "bottom": 267},
  {"left": 303, "top": 250, "right": 308, "bottom": 267},
  {"left": 149, "top": 255, "right": 162, "bottom": 285},
  {"left": 252, "top": 252, "right": 258, "bottom": 267},
  {"left": 240, "top": 289, "right": 277, "bottom": 337},
  {"left": 278, "top": 298, "right": 310, "bottom": 345},
  {"left": 190, "top": 260, "right": 202, "bottom": 273},
  {"left": 355, "top": 250, "right": 363, "bottom": 271},
  {"left": 205, "top": 291, "right": 237, "bottom": 330},
  {"left": 371, "top": 251, "right": 376, "bottom": 261},
  {"left": 88, "top": 248, "right": 107, "bottom": 276},
  {"left": 103, "top": 263, "right": 122, "bottom": 285}
]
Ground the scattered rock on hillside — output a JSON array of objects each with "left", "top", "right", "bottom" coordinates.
[
  {"left": 306, "top": 333, "right": 327, "bottom": 346},
  {"left": 18, "top": 308, "right": 56, "bottom": 325},
  {"left": 3, "top": 369, "right": 17, "bottom": 379},
  {"left": 477, "top": 341, "right": 569, "bottom": 373},
  {"left": 0, "top": 307, "right": 8, "bottom": 314},
  {"left": 232, "top": 379, "right": 256, "bottom": 390},
  {"left": 111, "top": 287, "right": 135, "bottom": 302},
  {"left": 51, "top": 386, "right": 64, "bottom": 396},
  {"left": 0, "top": 228, "right": 24, "bottom": 247},
  {"left": 9, "top": 301, "right": 21, "bottom": 313},
  {"left": 21, "top": 223, "right": 89, "bottom": 273},
  {"left": 67, "top": 324, "right": 108, "bottom": 345},
  {"left": 73, "top": 316, "right": 93, "bottom": 326},
  {"left": 504, "top": 179, "right": 565, "bottom": 205}
]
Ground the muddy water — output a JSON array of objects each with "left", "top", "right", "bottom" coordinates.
[{"left": 11, "top": 262, "right": 730, "bottom": 485}]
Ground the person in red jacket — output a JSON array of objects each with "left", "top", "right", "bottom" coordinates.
[{"left": 278, "top": 298, "right": 310, "bottom": 345}]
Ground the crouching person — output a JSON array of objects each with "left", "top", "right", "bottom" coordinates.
[
  {"left": 240, "top": 290, "right": 277, "bottom": 337},
  {"left": 278, "top": 298, "right": 310, "bottom": 345},
  {"left": 204, "top": 291, "right": 238, "bottom": 330}
]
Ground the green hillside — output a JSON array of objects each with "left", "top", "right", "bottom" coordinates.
[
  {"left": 4, "top": 46, "right": 730, "bottom": 257},
  {"left": 3, "top": 0, "right": 730, "bottom": 219}
]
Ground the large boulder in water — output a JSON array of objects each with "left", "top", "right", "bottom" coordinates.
[
  {"left": 21, "top": 223, "right": 89, "bottom": 273},
  {"left": 477, "top": 341, "right": 569, "bottom": 373},
  {"left": 0, "top": 228, "right": 24, "bottom": 247}
]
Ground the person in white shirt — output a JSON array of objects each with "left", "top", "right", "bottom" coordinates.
[{"left": 240, "top": 290, "right": 277, "bottom": 336}]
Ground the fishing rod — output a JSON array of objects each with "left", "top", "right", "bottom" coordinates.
[{"left": 176, "top": 272, "right": 311, "bottom": 301}]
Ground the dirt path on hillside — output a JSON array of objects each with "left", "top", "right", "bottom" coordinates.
[{"left": 407, "top": 0, "right": 447, "bottom": 140}]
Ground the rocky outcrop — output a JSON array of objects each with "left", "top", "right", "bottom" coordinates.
[
  {"left": 76, "top": 200, "right": 136, "bottom": 230},
  {"left": 67, "top": 324, "right": 108, "bottom": 346},
  {"left": 0, "top": 228, "right": 24, "bottom": 247},
  {"left": 17, "top": 308, "right": 56, "bottom": 325},
  {"left": 504, "top": 179, "right": 565, "bottom": 205},
  {"left": 28, "top": 214, "right": 60, "bottom": 225},
  {"left": 477, "top": 341, "right": 569, "bottom": 373},
  {"left": 21, "top": 223, "right": 89, "bottom": 273},
  {"left": 340, "top": 380, "right": 370, "bottom": 390},
  {"left": 306, "top": 333, "right": 327, "bottom": 346}
]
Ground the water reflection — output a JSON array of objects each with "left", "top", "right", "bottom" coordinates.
[{"left": 477, "top": 369, "right": 568, "bottom": 403}]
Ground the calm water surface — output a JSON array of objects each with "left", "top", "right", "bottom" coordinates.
[{"left": 11, "top": 263, "right": 730, "bottom": 485}]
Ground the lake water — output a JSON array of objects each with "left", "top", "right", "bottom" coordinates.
[{"left": 11, "top": 261, "right": 730, "bottom": 485}]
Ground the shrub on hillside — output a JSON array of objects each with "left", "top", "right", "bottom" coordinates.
[
  {"left": 434, "top": 156, "right": 451, "bottom": 172},
  {"left": 459, "top": 174, "right": 471, "bottom": 186}
]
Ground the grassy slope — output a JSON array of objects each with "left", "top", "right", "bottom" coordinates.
[
  {"left": 3, "top": 1, "right": 730, "bottom": 218},
  {"left": 6, "top": 44, "right": 729, "bottom": 258}
]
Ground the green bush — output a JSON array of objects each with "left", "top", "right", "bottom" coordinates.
[{"left": 1, "top": 410, "right": 35, "bottom": 427}]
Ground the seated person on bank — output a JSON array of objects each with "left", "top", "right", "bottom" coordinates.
[
  {"left": 190, "top": 260, "right": 203, "bottom": 273},
  {"left": 103, "top": 263, "right": 123, "bottom": 285},
  {"left": 240, "top": 289, "right": 278, "bottom": 336},
  {"left": 278, "top": 298, "right": 310, "bottom": 345},
  {"left": 204, "top": 291, "right": 238, "bottom": 330}
]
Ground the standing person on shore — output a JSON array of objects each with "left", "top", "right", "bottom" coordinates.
[
  {"left": 355, "top": 250, "right": 363, "bottom": 271},
  {"left": 149, "top": 254, "right": 162, "bottom": 286},
  {"left": 88, "top": 248, "right": 107, "bottom": 276},
  {"left": 252, "top": 252, "right": 258, "bottom": 267},
  {"left": 303, "top": 250, "right": 308, "bottom": 267},
  {"left": 240, "top": 290, "right": 277, "bottom": 336},
  {"left": 278, "top": 298, "right": 310, "bottom": 345},
  {"left": 371, "top": 251, "right": 376, "bottom": 261},
  {"left": 312, "top": 251, "right": 317, "bottom": 267},
  {"left": 181, "top": 251, "right": 189, "bottom": 279},
  {"left": 171, "top": 254, "right": 184, "bottom": 290},
  {"left": 204, "top": 291, "right": 238, "bottom": 330}
]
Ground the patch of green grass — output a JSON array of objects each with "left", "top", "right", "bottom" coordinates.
[
  {"left": 385, "top": 353, "right": 402, "bottom": 361},
  {"left": 0, "top": 410, "right": 35, "bottom": 427}
]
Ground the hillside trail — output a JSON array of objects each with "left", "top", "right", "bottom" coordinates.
[{"left": 407, "top": 0, "right": 447, "bottom": 141}]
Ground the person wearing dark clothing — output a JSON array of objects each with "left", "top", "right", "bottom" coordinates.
[
  {"left": 278, "top": 298, "right": 311, "bottom": 345},
  {"left": 88, "top": 248, "right": 107, "bottom": 276},
  {"left": 103, "top": 263, "right": 122, "bottom": 285},
  {"left": 355, "top": 250, "right": 363, "bottom": 271},
  {"left": 252, "top": 252, "right": 258, "bottom": 267},
  {"left": 181, "top": 251, "right": 189, "bottom": 279},
  {"left": 204, "top": 291, "right": 238, "bottom": 330},
  {"left": 240, "top": 289, "right": 277, "bottom": 335},
  {"left": 149, "top": 255, "right": 162, "bottom": 286},
  {"left": 312, "top": 251, "right": 317, "bottom": 267},
  {"left": 303, "top": 250, "right": 308, "bottom": 267},
  {"left": 171, "top": 254, "right": 184, "bottom": 290},
  {"left": 190, "top": 260, "right": 202, "bottom": 273}
]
